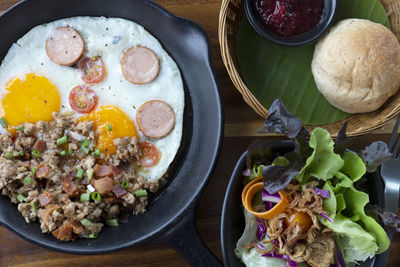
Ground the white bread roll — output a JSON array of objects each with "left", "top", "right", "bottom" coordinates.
[{"left": 311, "top": 19, "right": 400, "bottom": 113}]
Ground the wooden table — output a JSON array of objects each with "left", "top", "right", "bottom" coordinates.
[{"left": 0, "top": 0, "right": 399, "bottom": 266}]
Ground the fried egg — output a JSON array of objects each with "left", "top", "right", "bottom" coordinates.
[{"left": 0, "top": 17, "right": 184, "bottom": 182}]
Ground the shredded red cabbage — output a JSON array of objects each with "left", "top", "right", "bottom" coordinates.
[
  {"left": 320, "top": 212, "right": 333, "bottom": 223},
  {"left": 256, "top": 218, "right": 267, "bottom": 241},
  {"left": 334, "top": 241, "right": 346, "bottom": 267},
  {"left": 262, "top": 251, "right": 297, "bottom": 266},
  {"left": 314, "top": 188, "right": 331, "bottom": 198},
  {"left": 262, "top": 189, "right": 281, "bottom": 203}
]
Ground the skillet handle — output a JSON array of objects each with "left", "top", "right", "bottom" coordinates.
[{"left": 155, "top": 202, "right": 222, "bottom": 267}]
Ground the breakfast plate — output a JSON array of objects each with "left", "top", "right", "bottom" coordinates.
[
  {"left": 219, "top": 0, "right": 400, "bottom": 136},
  {"left": 0, "top": 0, "right": 223, "bottom": 265}
]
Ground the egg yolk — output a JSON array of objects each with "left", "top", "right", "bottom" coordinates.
[
  {"left": 0, "top": 73, "right": 60, "bottom": 129},
  {"left": 79, "top": 105, "right": 138, "bottom": 155}
]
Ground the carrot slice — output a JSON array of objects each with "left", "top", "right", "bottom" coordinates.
[{"left": 242, "top": 181, "right": 289, "bottom": 220}]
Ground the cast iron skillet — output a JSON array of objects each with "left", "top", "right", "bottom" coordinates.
[
  {"left": 221, "top": 141, "right": 387, "bottom": 267},
  {"left": 0, "top": 0, "right": 223, "bottom": 266}
]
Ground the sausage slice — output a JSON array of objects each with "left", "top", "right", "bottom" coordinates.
[
  {"left": 46, "top": 27, "right": 84, "bottom": 66},
  {"left": 136, "top": 100, "right": 175, "bottom": 139},
  {"left": 121, "top": 47, "right": 160, "bottom": 84}
]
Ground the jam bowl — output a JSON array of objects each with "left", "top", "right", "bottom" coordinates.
[{"left": 244, "top": 0, "right": 337, "bottom": 46}]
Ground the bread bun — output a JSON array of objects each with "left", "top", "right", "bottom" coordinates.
[{"left": 311, "top": 19, "right": 400, "bottom": 113}]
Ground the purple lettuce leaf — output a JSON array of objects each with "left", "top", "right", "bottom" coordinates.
[
  {"left": 361, "top": 141, "right": 392, "bottom": 172},
  {"left": 262, "top": 165, "right": 300, "bottom": 194},
  {"left": 258, "top": 99, "right": 304, "bottom": 139},
  {"left": 366, "top": 204, "right": 400, "bottom": 235},
  {"left": 335, "top": 121, "right": 352, "bottom": 155},
  {"left": 246, "top": 140, "right": 276, "bottom": 170}
]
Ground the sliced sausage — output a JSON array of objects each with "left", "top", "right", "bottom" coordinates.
[
  {"left": 46, "top": 27, "right": 84, "bottom": 66},
  {"left": 136, "top": 100, "right": 175, "bottom": 139},
  {"left": 121, "top": 47, "right": 159, "bottom": 84}
]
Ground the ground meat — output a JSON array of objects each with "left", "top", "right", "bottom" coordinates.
[{"left": 0, "top": 112, "right": 163, "bottom": 241}]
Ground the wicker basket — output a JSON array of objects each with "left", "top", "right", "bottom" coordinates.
[{"left": 219, "top": 0, "right": 400, "bottom": 137}]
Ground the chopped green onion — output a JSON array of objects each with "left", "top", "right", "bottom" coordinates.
[
  {"left": 32, "top": 149, "right": 40, "bottom": 158},
  {"left": 23, "top": 176, "right": 32, "bottom": 185},
  {"left": 76, "top": 169, "right": 85, "bottom": 179},
  {"left": 121, "top": 180, "right": 129, "bottom": 189},
  {"left": 91, "top": 192, "right": 101, "bottom": 201},
  {"left": 135, "top": 190, "right": 148, "bottom": 197},
  {"left": 80, "top": 193, "right": 90, "bottom": 202},
  {"left": 67, "top": 149, "right": 73, "bottom": 156},
  {"left": 17, "top": 194, "right": 26, "bottom": 203},
  {"left": 18, "top": 151, "right": 24, "bottom": 156},
  {"left": 16, "top": 126, "right": 24, "bottom": 131},
  {"left": 30, "top": 201, "right": 36, "bottom": 212},
  {"left": 31, "top": 167, "right": 37, "bottom": 176},
  {"left": 80, "top": 218, "right": 92, "bottom": 226},
  {"left": 106, "top": 219, "right": 119, "bottom": 226},
  {"left": 92, "top": 149, "right": 100, "bottom": 157},
  {"left": 0, "top": 117, "right": 8, "bottom": 128},
  {"left": 60, "top": 150, "right": 66, "bottom": 156},
  {"left": 107, "top": 124, "right": 112, "bottom": 131},
  {"left": 81, "top": 139, "right": 90, "bottom": 148},
  {"left": 88, "top": 233, "right": 98, "bottom": 239},
  {"left": 5, "top": 152, "right": 13, "bottom": 159},
  {"left": 56, "top": 136, "right": 68, "bottom": 145},
  {"left": 81, "top": 147, "right": 90, "bottom": 154},
  {"left": 87, "top": 169, "right": 94, "bottom": 182}
]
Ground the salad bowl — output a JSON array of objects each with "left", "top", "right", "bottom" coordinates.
[{"left": 221, "top": 140, "right": 388, "bottom": 267}]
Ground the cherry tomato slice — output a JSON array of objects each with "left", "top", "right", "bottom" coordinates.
[
  {"left": 78, "top": 56, "right": 106, "bottom": 84},
  {"left": 138, "top": 142, "right": 159, "bottom": 167},
  {"left": 69, "top": 85, "right": 98, "bottom": 113}
]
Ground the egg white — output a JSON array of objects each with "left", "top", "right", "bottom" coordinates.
[{"left": 0, "top": 17, "right": 184, "bottom": 182}]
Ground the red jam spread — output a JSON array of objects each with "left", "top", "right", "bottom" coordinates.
[{"left": 256, "top": 0, "right": 324, "bottom": 37}]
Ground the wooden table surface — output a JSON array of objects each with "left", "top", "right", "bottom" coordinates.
[{"left": 0, "top": 0, "right": 399, "bottom": 266}]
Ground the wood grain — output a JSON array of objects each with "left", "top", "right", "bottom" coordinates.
[{"left": 0, "top": 0, "right": 399, "bottom": 266}]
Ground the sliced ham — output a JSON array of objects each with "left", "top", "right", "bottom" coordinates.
[
  {"left": 36, "top": 165, "right": 49, "bottom": 178},
  {"left": 94, "top": 164, "right": 113, "bottom": 177},
  {"left": 38, "top": 192, "right": 53, "bottom": 206},
  {"left": 62, "top": 177, "right": 78, "bottom": 196},
  {"left": 93, "top": 177, "right": 113, "bottom": 194},
  {"left": 33, "top": 139, "right": 47, "bottom": 153},
  {"left": 52, "top": 220, "right": 76, "bottom": 241},
  {"left": 112, "top": 184, "right": 127, "bottom": 198}
]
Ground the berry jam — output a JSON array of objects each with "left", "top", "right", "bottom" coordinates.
[{"left": 256, "top": 0, "right": 324, "bottom": 37}]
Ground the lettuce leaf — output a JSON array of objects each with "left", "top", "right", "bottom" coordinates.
[
  {"left": 340, "top": 151, "right": 366, "bottom": 182},
  {"left": 331, "top": 214, "right": 378, "bottom": 263},
  {"left": 296, "top": 128, "right": 344, "bottom": 183}
]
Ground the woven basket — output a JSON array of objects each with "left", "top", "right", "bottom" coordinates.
[{"left": 219, "top": 0, "right": 400, "bottom": 137}]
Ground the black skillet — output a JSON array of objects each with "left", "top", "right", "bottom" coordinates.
[
  {"left": 221, "top": 140, "right": 387, "bottom": 267},
  {"left": 0, "top": 0, "right": 223, "bottom": 265}
]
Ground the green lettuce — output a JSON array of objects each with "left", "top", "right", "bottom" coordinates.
[
  {"left": 297, "top": 128, "right": 389, "bottom": 263},
  {"left": 295, "top": 128, "right": 344, "bottom": 183}
]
